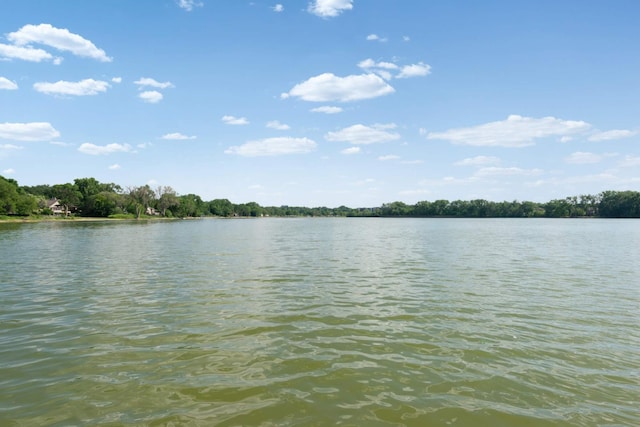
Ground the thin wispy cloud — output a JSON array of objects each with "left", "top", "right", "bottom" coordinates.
[
  {"left": 266, "top": 120, "right": 290, "bottom": 130},
  {"left": 161, "top": 132, "right": 197, "bottom": 140},
  {"left": 33, "top": 79, "right": 110, "bottom": 96},
  {"left": 0, "top": 122, "right": 60, "bottom": 141},
  {"left": 326, "top": 124, "right": 400, "bottom": 145},
  {"left": 427, "top": 115, "right": 591, "bottom": 147},
  {"left": 177, "top": 0, "right": 203, "bottom": 12},
  {"left": 134, "top": 77, "right": 174, "bottom": 89},
  {"left": 310, "top": 106, "right": 343, "bottom": 114},
  {"left": 225, "top": 137, "right": 316, "bottom": 156},
  {"left": 222, "top": 115, "right": 249, "bottom": 125},
  {"left": 78, "top": 143, "right": 132, "bottom": 155}
]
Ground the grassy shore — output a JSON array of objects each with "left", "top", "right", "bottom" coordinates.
[{"left": 0, "top": 215, "right": 180, "bottom": 223}]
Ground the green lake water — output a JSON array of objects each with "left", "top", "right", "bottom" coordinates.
[{"left": 1, "top": 218, "right": 638, "bottom": 426}]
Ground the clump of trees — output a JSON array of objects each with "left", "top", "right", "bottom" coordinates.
[{"left": 1, "top": 175, "right": 640, "bottom": 218}]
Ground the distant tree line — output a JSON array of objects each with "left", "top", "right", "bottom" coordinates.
[{"left": 2, "top": 175, "right": 640, "bottom": 218}]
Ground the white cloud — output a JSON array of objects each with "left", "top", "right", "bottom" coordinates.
[
  {"left": 112, "top": 77, "right": 122, "bottom": 83},
  {"left": 78, "top": 143, "right": 132, "bottom": 155},
  {"left": 378, "top": 154, "right": 400, "bottom": 161},
  {"left": 282, "top": 73, "right": 395, "bottom": 102},
  {"left": 0, "top": 122, "right": 60, "bottom": 141},
  {"left": 357, "top": 59, "right": 398, "bottom": 70},
  {"left": 308, "top": 0, "right": 353, "bottom": 17},
  {"left": 341, "top": 147, "right": 361, "bottom": 155},
  {"left": 474, "top": 167, "right": 543, "bottom": 177},
  {"left": 33, "top": 78, "right": 110, "bottom": 96},
  {"left": 325, "top": 123, "right": 400, "bottom": 145},
  {"left": 454, "top": 155, "right": 501, "bottom": 166},
  {"left": 0, "top": 77, "right": 18, "bottom": 90},
  {"left": 565, "top": 151, "right": 602, "bottom": 164},
  {"left": 403, "top": 36, "right": 410, "bottom": 42},
  {"left": 427, "top": 115, "right": 591, "bottom": 147},
  {"left": 108, "top": 164, "right": 121, "bottom": 170},
  {"left": 225, "top": 137, "right": 316, "bottom": 156},
  {"left": 161, "top": 132, "right": 196, "bottom": 140},
  {"left": 222, "top": 115, "right": 249, "bottom": 125},
  {"left": 2, "top": 168, "right": 16, "bottom": 174},
  {"left": 366, "top": 34, "right": 387, "bottom": 42},
  {"left": 618, "top": 155, "right": 640, "bottom": 167},
  {"left": 0, "top": 43, "right": 53, "bottom": 62},
  {"left": 310, "top": 105, "right": 343, "bottom": 114},
  {"left": 266, "top": 120, "right": 290, "bottom": 130},
  {"left": 396, "top": 62, "right": 432, "bottom": 78},
  {"left": 134, "top": 77, "right": 174, "bottom": 89},
  {"left": 139, "top": 91, "right": 163, "bottom": 103},
  {"left": 273, "top": 4, "right": 284, "bottom": 12},
  {"left": 177, "top": 0, "right": 203, "bottom": 11},
  {"left": 7, "top": 23, "right": 111, "bottom": 62},
  {"left": 588, "top": 129, "right": 637, "bottom": 142}
]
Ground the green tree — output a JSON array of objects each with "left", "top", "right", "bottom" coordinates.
[{"left": 156, "top": 186, "right": 179, "bottom": 216}]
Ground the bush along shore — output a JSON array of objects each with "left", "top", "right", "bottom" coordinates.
[{"left": 2, "top": 176, "right": 640, "bottom": 220}]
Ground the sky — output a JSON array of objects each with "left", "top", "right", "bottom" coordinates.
[{"left": 1, "top": 0, "right": 639, "bottom": 207}]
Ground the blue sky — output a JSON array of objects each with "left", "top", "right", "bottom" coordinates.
[{"left": 1, "top": 0, "right": 639, "bottom": 207}]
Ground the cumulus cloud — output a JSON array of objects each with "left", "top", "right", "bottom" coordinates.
[
  {"left": 266, "top": 120, "right": 290, "bottom": 130},
  {"left": 310, "top": 105, "right": 343, "bottom": 114},
  {"left": 222, "top": 115, "right": 249, "bottom": 125},
  {"left": 108, "top": 164, "right": 121, "bottom": 170},
  {"left": 112, "top": 77, "right": 122, "bottom": 83},
  {"left": 78, "top": 142, "right": 132, "bottom": 155},
  {"left": 7, "top": 23, "right": 111, "bottom": 62},
  {"left": 0, "top": 77, "right": 18, "bottom": 90},
  {"left": 0, "top": 122, "right": 60, "bottom": 141},
  {"left": 177, "top": 0, "right": 203, "bottom": 11},
  {"left": 454, "top": 155, "right": 501, "bottom": 166},
  {"left": 134, "top": 77, "right": 174, "bottom": 89},
  {"left": 0, "top": 43, "right": 54, "bottom": 62},
  {"left": 325, "top": 123, "right": 400, "bottom": 145},
  {"left": 396, "top": 62, "right": 432, "bottom": 78},
  {"left": 308, "top": 0, "right": 353, "bottom": 17},
  {"left": 273, "top": 4, "right": 284, "bottom": 12},
  {"left": 2, "top": 167, "right": 16, "bottom": 174},
  {"left": 588, "top": 129, "right": 637, "bottom": 142},
  {"left": 282, "top": 73, "right": 394, "bottom": 102},
  {"left": 225, "top": 137, "right": 316, "bottom": 156},
  {"left": 565, "top": 151, "right": 602, "bottom": 164},
  {"left": 378, "top": 154, "right": 400, "bottom": 161},
  {"left": 341, "top": 147, "right": 361, "bottom": 155},
  {"left": 161, "top": 132, "right": 196, "bottom": 140},
  {"left": 427, "top": 115, "right": 591, "bottom": 147},
  {"left": 33, "top": 78, "right": 110, "bottom": 96},
  {"left": 139, "top": 90, "right": 163, "bottom": 103}
]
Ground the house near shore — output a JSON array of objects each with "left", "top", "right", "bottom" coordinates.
[{"left": 45, "top": 198, "right": 78, "bottom": 216}]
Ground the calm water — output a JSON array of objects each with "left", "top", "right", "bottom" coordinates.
[{"left": 1, "top": 218, "right": 638, "bottom": 426}]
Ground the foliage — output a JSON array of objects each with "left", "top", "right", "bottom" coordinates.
[{"left": 3, "top": 175, "right": 640, "bottom": 220}]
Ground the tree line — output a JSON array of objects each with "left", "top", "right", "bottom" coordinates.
[{"left": 2, "top": 175, "right": 640, "bottom": 218}]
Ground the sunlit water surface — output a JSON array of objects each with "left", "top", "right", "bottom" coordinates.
[{"left": 1, "top": 218, "right": 638, "bottom": 426}]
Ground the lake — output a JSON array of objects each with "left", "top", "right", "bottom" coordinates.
[{"left": 1, "top": 218, "right": 638, "bottom": 426}]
